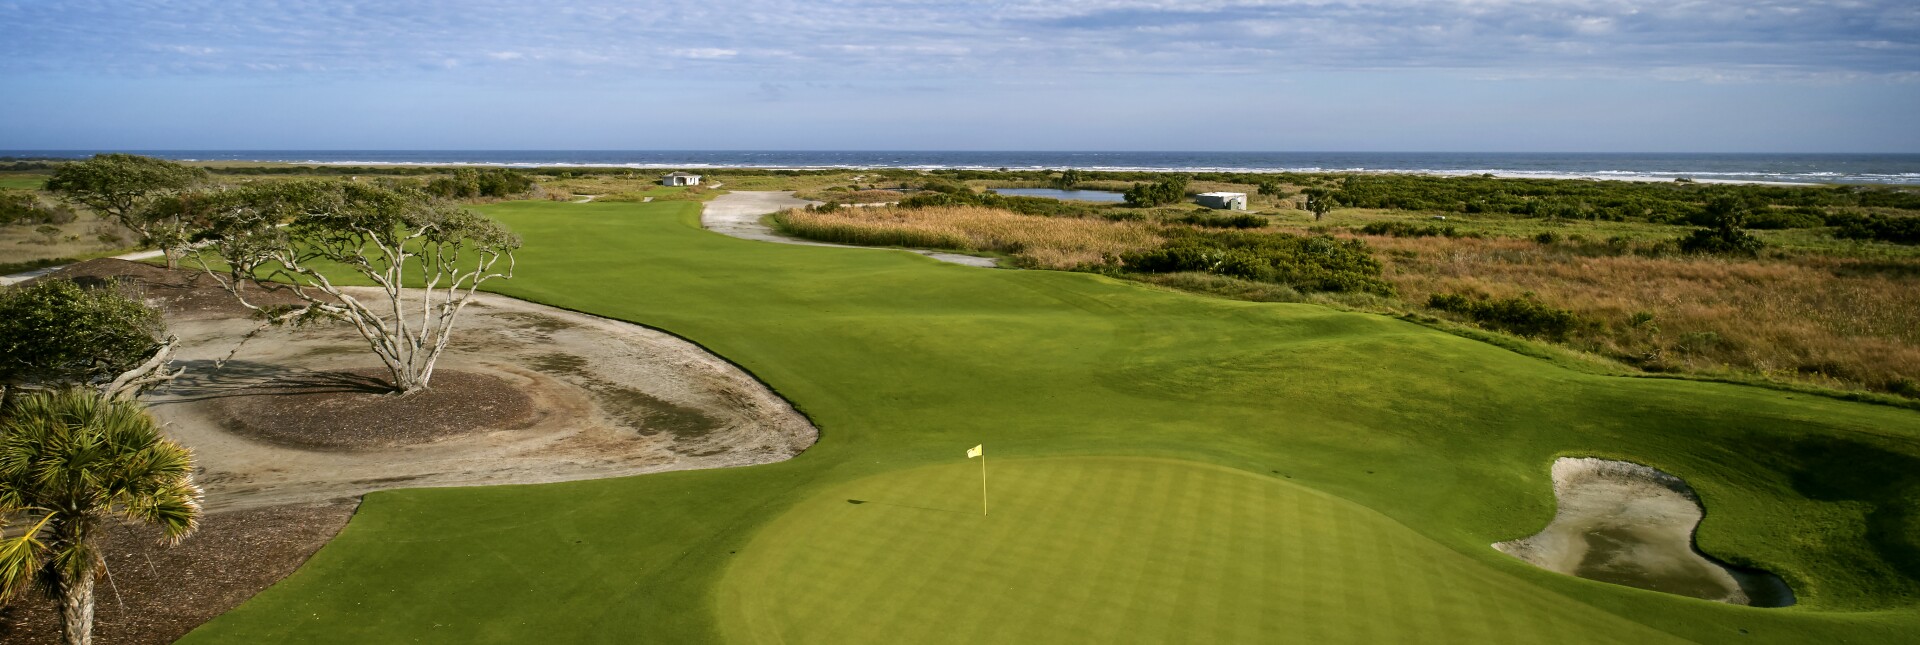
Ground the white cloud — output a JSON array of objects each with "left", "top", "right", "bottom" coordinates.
[{"left": 672, "top": 48, "right": 739, "bottom": 59}]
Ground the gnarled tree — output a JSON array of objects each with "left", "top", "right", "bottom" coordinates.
[
  {"left": 192, "top": 180, "right": 520, "bottom": 394},
  {"left": 43, "top": 154, "right": 209, "bottom": 269}
]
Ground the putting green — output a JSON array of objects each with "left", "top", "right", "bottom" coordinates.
[
  {"left": 176, "top": 200, "right": 1920, "bottom": 644},
  {"left": 720, "top": 457, "right": 1683, "bottom": 644}
]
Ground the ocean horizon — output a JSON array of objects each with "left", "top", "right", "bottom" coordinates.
[{"left": 6, "top": 150, "right": 1920, "bottom": 186}]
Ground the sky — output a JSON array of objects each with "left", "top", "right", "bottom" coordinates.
[{"left": 1, "top": 1, "right": 1917, "bottom": 152}]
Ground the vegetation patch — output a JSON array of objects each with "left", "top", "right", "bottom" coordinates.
[
  {"left": 1428, "top": 292, "right": 1588, "bottom": 340},
  {"left": 1123, "top": 228, "right": 1394, "bottom": 295}
]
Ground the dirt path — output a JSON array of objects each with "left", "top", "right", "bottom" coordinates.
[{"left": 702, "top": 191, "right": 999, "bottom": 268}]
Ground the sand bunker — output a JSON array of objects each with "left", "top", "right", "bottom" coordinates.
[{"left": 1494, "top": 457, "right": 1793, "bottom": 606}]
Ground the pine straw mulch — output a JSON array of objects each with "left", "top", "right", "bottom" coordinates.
[
  {"left": 205, "top": 367, "right": 538, "bottom": 451},
  {"left": 0, "top": 499, "right": 358, "bottom": 645}
]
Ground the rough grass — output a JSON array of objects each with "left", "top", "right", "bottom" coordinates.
[
  {"left": 1366, "top": 233, "right": 1920, "bottom": 396},
  {"left": 794, "top": 188, "right": 905, "bottom": 203},
  {"left": 176, "top": 200, "right": 1920, "bottom": 645},
  {"left": 596, "top": 185, "right": 724, "bottom": 203},
  {"left": 773, "top": 205, "right": 1163, "bottom": 268},
  {"left": 0, "top": 211, "right": 136, "bottom": 267}
]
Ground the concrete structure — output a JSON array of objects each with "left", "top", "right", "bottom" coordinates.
[
  {"left": 1195, "top": 192, "right": 1248, "bottom": 210},
  {"left": 663, "top": 172, "right": 703, "bottom": 187}
]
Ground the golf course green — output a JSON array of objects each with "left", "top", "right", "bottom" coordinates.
[{"left": 180, "top": 200, "right": 1920, "bottom": 643}]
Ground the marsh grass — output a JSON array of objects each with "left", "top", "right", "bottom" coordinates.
[{"left": 772, "top": 205, "right": 1163, "bottom": 268}]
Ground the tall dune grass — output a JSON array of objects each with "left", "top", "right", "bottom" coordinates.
[
  {"left": 772, "top": 205, "right": 1162, "bottom": 268},
  {"left": 1368, "top": 234, "right": 1920, "bottom": 395}
]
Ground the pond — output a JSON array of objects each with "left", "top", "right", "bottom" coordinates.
[{"left": 988, "top": 188, "right": 1127, "bottom": 203}]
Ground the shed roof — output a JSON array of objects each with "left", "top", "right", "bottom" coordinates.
[
  {"left": 1197, "top": 191, "right": 1247, "bottom": 198},
  {"left": 664, "top": 172, "right": 702, "bottom": 178}
]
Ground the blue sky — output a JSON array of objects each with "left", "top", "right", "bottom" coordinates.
[{"left": 1, "top": 1, "right": 1916, "bottom": 152}]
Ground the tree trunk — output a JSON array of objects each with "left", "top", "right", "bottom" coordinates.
[
  {"left": 60, "top": 569, "right": 95, "bottom": 645},
  {"left": 163, "top": 247, "right": 179, "bottom": 270}
]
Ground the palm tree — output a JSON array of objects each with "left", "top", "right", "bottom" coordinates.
[{"left": 0, "top": 389, "right": 202, "bottom": 645}]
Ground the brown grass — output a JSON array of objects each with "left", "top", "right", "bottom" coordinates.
[
  {"left": 773, "top": 205, "right": 1162, "bottom": 268},
  {"left": 1367, "top": 234, "right": 1920, "bottom": 394},
  {"left": 0, "top": 211, "right": 136, "bottom": 267},
  {"left": 772, "top": 201, "right": 1918, "bottom": 397}
]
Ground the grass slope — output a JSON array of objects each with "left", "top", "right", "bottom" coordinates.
[{"left": 182, "top": 200, "right": 1920, "bottom": 644}]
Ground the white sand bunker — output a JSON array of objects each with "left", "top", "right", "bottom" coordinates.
[{"left": 1494, "top": 457, "right": 1794, "bottom": 606}]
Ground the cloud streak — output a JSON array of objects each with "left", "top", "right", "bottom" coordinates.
[{"left": 0, "top": 1, "right": 1913, "bottom": 81}]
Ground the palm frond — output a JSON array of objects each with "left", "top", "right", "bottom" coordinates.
[{"left": 0, "top": 513, "right": 52, "bottom": 601}]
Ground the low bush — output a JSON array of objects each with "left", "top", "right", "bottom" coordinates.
[
  {"left": 1171, "top": 212, "right": 1266, "bottom": 229},
  {"left": 425, "top": 168, "right": 536, "bottom": 200},
  {"left": 1427, "top": 292, "right": 1586, "bottom": 340},
  {"left": 0, "top": 190, "right": 76, "bottom": 226},
  {"left": 1123, "top": 228, "right": 1393, "bottom": 295},
  {"left": 1745, "top": 206, "right": 1827, "bottom": 230},
  {"left": 772, "top": 205, "right": 1161, "bottom": 268},
  {"left": 1678, "top": 196, "right": 1766, "bottom": 256},
  {"left": 898, "top": 189, "right": 1102, "bottom": 218},
  {"left": 1124, "top": 176, "right": 1190, "bottom": 207},
  {"left": 1831, "top": 213, "right": 1920, "bottom": 245},
  {"left": 1356, "top": 221, "right": 1482, "bottom": 239}
]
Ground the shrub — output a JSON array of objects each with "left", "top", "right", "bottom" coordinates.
[
  {"left": 1534, "top": 231, "right": 1561, "bottom": 245},
  {"left": 0, "top": 278, "right": 164, "bottom": 392},
  {"left": 1124, "top": 176, "right": 1190, "bottom": 207},
  {"left": 1746, "top": 206, "right": 1827, "bottom": 230},
  {"left": 0, "top": 191, "right": 76, "bottom": 227},
  {"left": 1356, "top": 221, "right": 1481, "bottom": 239},
  {"left": 1123, "top": 229, "right": 1393, "bottom": 295},
  {"left": 1427, "top": 292, "right": 1586, "bottom": 340},
  {"left": 1831, "top": 213, "right": 1920, "bottom": 245},
  {"left": 1678, "top": 196, "right": 1765, "bottom": 256},
  {"left": 425, "top": 168, "right": 535, "bottom": 200},
  {"left": 1172, "top": 212, "right": 1266, "bottom": 229}
]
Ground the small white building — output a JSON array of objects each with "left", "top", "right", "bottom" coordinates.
[
  {"left": 1196, "top": 192, "right": 1248, "bottom": 210},
  {"left": 662, "top": 172, "right": 703, "bottom": 187}
]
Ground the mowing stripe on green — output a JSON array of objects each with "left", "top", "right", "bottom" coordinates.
[{"left": 721, "top": 457, "right": 1686, "bottom": 645}]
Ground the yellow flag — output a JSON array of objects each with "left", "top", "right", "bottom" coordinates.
[{"left": 967, "top": 444, "right": 982, "bottom": 458}]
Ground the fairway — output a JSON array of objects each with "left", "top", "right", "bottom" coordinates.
[
  {"left": 721, "top": 457, "right": 1685, "bottom": 644},
  {"left": 178, "top": 200, "right": 1920, "bottom": 644}
]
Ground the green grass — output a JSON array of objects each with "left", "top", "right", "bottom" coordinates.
[
  {"left": 720, "top": 457, "right": 1688, "bottom": 644},
  {"left": 180, "top": 200, "right": 1920, "bottom": 644},
  {"left": 0, "top": 174, "right": 48, "bottom": 190}
]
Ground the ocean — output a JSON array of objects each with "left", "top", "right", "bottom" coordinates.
[{"left": 7, "top": 150, "right": 1920, "bottom": 186}]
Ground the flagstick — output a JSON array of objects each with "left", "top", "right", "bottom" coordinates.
[{"left": 980, "top": 450, "right": 989, "bottom": 516}]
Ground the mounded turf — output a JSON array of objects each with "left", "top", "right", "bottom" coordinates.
[{"left": 180, "top": 200, "right": 1920, "bottom": 644}]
